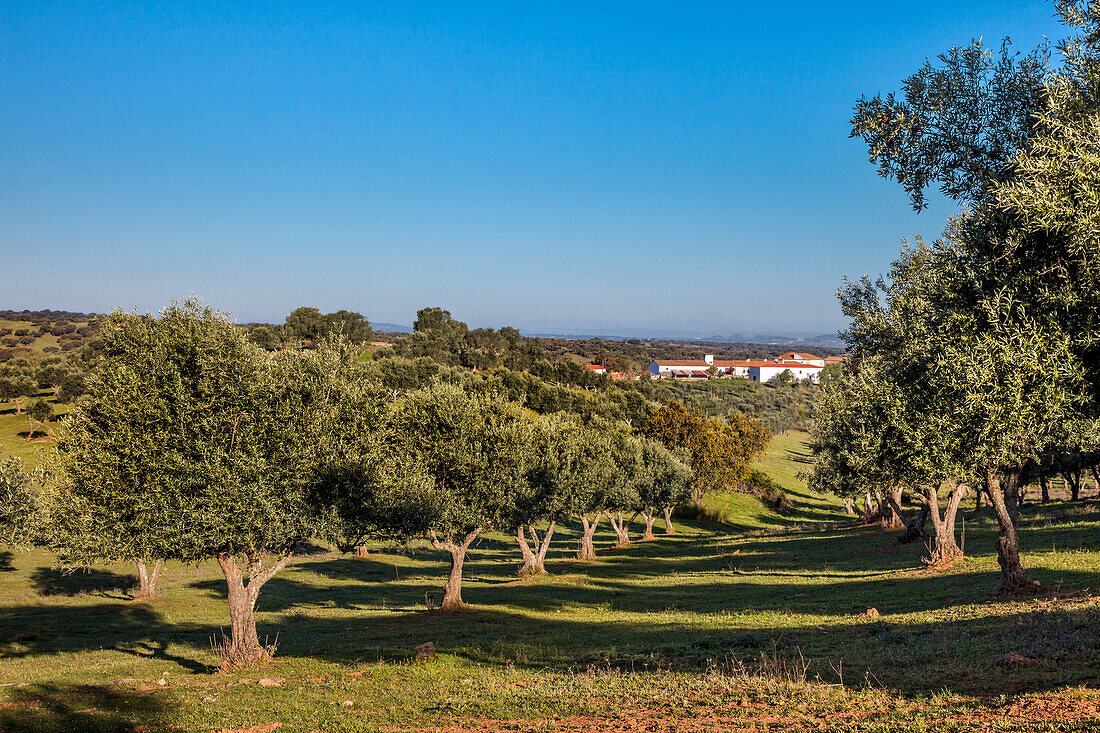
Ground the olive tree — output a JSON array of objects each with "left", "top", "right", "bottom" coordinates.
[
  {"left": 0, "top": 454, "right": 35, "bottom": 547},
  {"left": 603, "top": 429, "right": 644, "bottom": 548},
  {"left": 511, "top": 413, "right": 599, "bottom": 575},
  {"left": 45, "top": 300, "right": 366, "bottom": 662},
  {"left": 389, "top": 384, "right": 537, "bottom": 610},
  {"left": 634, "top": 439, "right": 693, "bottom": 540}
]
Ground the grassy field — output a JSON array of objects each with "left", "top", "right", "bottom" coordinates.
[
  {"left": 0, "top": 393, "right": 69, "bottom": 467},
  {"left": 3, "top": 433, "right": 1100, "bottom": 731},
  {"left": 702, "top": 431, "right": 847, "bottom": 531}
]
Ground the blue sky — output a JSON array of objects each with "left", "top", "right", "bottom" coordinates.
[{"left": 1, "top": 2, "right": 1065, "bottom": 335}]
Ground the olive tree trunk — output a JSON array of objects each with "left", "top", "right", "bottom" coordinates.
[
  {"left": 925, "top": 482, "right": 966, "bottom": 562},
  {"left": 880, "top": 488, "right": 904, "bottom": 529},
  {"left": 431, "top": 528, "right": 482, "bottom": 611},
  {"left": 134, "top": 558, "right": 163, "bottom": 601},
  {"left": 606, "top": 511, "right": 630, "bottom": 547},
  {"left": 534, "top": 521, "right": 555, "bottom": 570},
  {"left": 577, "top": 513, "right": 602, "bottom": 560},
  {"left": 1064, "top": 470, "right": 1081, "bottom": 501},
  {"left": 516, "top": 522, "right": 555, "bottom": 575},
  {"left": 862, "top": 492, "right": 876, "bottom": 523},
  {"left": 662, "top": 505, "right": 677, "bottom": 534},
  {"left": 1040, "top": 474, "right": 1050, "bottom": 503},
  {"left": 516, "top": 525, "right": 538, "bottom": 573},
  {"left": 843, "top": 497, "right": 856, "bottom": 516},
  {"left": 354, "top": 543, "right": 369, "bottom": 557},
  {"left": 984, "top": 469, "right": 1036, "bottom": 594},
  {"left": 216, "top": 549, "right": 294, "bottom": 664},
  {"left": 884, "top": 491, "right": 925, "bottom": 541},
  {"left": 640, "top": 508, "right": 657, "bottom": 540}
]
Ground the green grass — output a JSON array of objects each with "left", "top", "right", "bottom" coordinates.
[
  {"left": 3, "top": 499, "right": 1100, "bottom": 731},
  {"left": 702, "top": 430, "right": 848, "bottom": 531},
  {"left": 0, "top": 392, "right": 70, "bottom": 467}
]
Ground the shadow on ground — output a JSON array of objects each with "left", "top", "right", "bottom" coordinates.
[{"left": 0, "top": 683, "right": 169, "bottom": 733}]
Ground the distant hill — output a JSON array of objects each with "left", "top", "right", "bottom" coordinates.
[{"left": 372, "top": 322, "right": 412, "bottom": 334}]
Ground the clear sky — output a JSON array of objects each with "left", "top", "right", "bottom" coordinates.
[{"left": 1, "top": 1, "right": 1066, "bottom": 336}]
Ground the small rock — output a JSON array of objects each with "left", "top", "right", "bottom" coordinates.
[
  {"left": 1000, "top": 652, "right": 1039, "bottom": 666},
  {"left": 859, "top": 607, "right": 880, "bottom": 619},
  {"left": 415, "top": 642, "right": 436, "bottom": 660},
  {"left": 156, "top": 678, "right": 167, "bottom": 687},
  {"left": 258, "top": 678, "right": 283, "bottom": 687},
  {"left": 341, "top": 700, "right": 354, "bottom": 707}
]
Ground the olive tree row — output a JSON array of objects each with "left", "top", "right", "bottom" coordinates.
[{"left": 18, "top": 300, "right": 697, "bottom": 662}]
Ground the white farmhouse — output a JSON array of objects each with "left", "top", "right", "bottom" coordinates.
[
  {"left": 748, "top": 361, "right": 823, "bottom": 383},
  {"left": 650, "top": 354, "right": 823, "bottom": 382},
  {"left": 778, "top": 352, "right": 826, "bottom": 367},
  {"left": 649, "top": 355, "right": 714, "bottom": 379}
]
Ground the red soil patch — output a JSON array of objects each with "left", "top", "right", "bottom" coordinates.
[{"left": 1005, "top": 695, "right": 1100, "bottom": 723}]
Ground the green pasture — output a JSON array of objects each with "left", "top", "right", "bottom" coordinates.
[
  {"left": 3, "top": 430, "right": 1100, "bottom": 731},
  {"left": 2, "top": 502, "right": 1100, "bottom": 728}
]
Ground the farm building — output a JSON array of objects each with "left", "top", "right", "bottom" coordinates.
[
  {"left": 649, "top": 354, "right": 824, "bottom": 383},
  {"left": 747, "top": 361, "right": 823, "bottom": 383},
  {"left": 778, "top": 352, "right": 826, "bottom": 367}
]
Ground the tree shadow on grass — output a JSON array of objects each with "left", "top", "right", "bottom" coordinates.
[
  {"left": 0, "top": 682, "right": 170, "bottom": 733},
  {"left": 30, "top": 567, "right": 137, "bottom": 598},
  {"left": 257, "top": 577, "right": 1100, "bottom": 698},
  {"left": 0, "top": 602, "right": 209, "bottom": 674}
]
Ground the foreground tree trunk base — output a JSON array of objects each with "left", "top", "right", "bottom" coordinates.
[
  {"left": 577, "top": 514, "right": 601, "bottom": 560},
  {"left": 134, "top": 558, "right": 164, "bottom": 601},
  {"left": 432, "top": 528, "right": 481, "bottom": 611},
  {"left": 641, "top": 510, "right": 657, "bottom": 541},
  {"left": 987, "top": 468, "right": 1039, "bottom": 596},
  {"left": 662, "top": 506, "right": 676, "bottom": 535},
  {"left": 995, "top": 573, "right": 1043, "bottom": 597},
  {"left": 606, "top": 511, "right": 630, "bottom": 547},
  {"left": 210, "top": 628, "right": 272, "bottom": 670},
  {"left": 354, "top": 544, "right": 370, "bottom": 558},
  {"left": 216, "top": 549, "right": 294, "bottom": 668}
]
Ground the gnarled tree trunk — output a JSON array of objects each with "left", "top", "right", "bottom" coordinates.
[
  {"left": 577, "top": 513, "right": 602, "bottom": 560},
  {"left": 985, "top": 469, "right": 1036, "bottom": 594},
  {"left": 1040, "top": 474, "right": 1050, "bottom": 503},
  {"left": 134, "top": 558, "right": 163, "bottom": 601},
  {"left": 517, "top": 522, "right": 555, "bottom": 576},
  {"left": 881, "top": 487, "right": 904, "bottom": 529},
  {"left": 606, "top": 511, "right": 630, "bottom": 547},
  {"left": 514, "top": 521, "right": 536, "bottom": 572},
  {"left": 843, "top": 497, "right": 856, "bottom": 516},
  {"left": 1064, "top": 470, "right": 1081, "bottom": 501},
  {"left": 884, "top": 490, "right": 922, "bottom": 540},
  {"left": 662, "top": 505, "right": 676, "bottom": 534},
  {"left": 431, "top": 529, "right": 481, "bottom": 611},
  {"left": 534, "top": 521, "right": 555, "bottom": 571},
  {"left": 354, "top": 543, "right": 369, "bottom": 557},
  {"left": 640, "top": 508, "right": 657, "bottom": 540},
  {"left": 516, "top": 525, "right": 538, "bottom": 573},
  {"left": 925, "top": 482, "right": 966, "bottom": 562},
  {"left": 216, "top": 548, "right": 294, "bottom": 664},
  {"left": 862, "top": 491, "right": 876, "bottom": 523}
]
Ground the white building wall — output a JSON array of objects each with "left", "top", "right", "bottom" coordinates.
[{"left": 749, "top": 365, "right": 822, "bottom": 383}]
